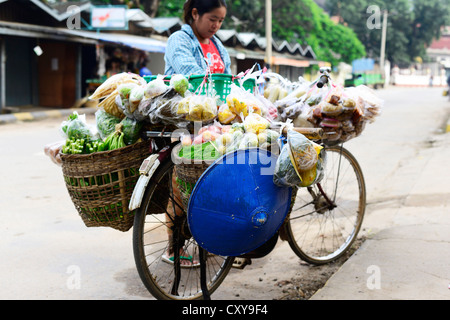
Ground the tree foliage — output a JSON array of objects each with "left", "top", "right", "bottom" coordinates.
[
  {"left": 156, "top": 0, "right": 365, "bottom": 66},
  {"left": 326, "top": 0, "right": 450, "bottom": 66},
  {"left": 52, "top": 0, "right": 367, "bottom": 65}
]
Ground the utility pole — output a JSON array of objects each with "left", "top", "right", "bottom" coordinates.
[
  {"left": 380, "top": 9, "right": 388, "bottom": 79},
  {"left": 265, "top": 0, "right": 272, "bottom": 69}
]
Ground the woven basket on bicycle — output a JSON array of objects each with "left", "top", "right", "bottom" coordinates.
[
  {"left": 172, "top": 143, "right": 216, "bottom": 208},
  {"left": 60, "top": 139, "right": 152, "bottom": 232}
]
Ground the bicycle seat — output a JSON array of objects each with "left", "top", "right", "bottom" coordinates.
[{"left": 187, "top": 148, "right": 292, "bottom": 256}]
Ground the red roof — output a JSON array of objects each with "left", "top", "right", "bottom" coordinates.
[{"left": 429, "top": 35, "right": 450, "bottom": 50}]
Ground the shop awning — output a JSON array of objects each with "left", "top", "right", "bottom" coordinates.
[
  {"left": 272, "top": 56, "right": 311, "bottom": 68},
  {"left": 0, "top": 21, "right": 167, "bottom": 53},
  {"left": 62, "top": 29, "right": 167, "bottom": 53}
]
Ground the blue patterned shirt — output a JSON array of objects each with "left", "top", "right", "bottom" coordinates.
[{"left": 164, "top": 24, "right": 231, "bottom": 76}]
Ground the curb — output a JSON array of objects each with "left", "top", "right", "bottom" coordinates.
[{"left": 0, "top": 107, "right": 97, "bottom": 125}]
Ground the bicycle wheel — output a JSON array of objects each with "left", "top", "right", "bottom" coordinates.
[
  {"left": 133, "top": 159, "right": 234, "bottom": 300},
  {"left": 285, "top": 145, "right": 366, "bottom": 265}
]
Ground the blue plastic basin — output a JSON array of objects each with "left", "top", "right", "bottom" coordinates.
[{"left": 187, "top": 148, "right": 292, "bottom": 256}]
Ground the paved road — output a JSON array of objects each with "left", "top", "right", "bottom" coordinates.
[{"left": 0, "top": 86, "right": 448, "bottom": 300}]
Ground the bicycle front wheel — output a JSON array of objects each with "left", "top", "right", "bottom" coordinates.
[
  {"left": 285, "top": 145, "right": 366, "bottom": 265},
  {"left": 133, "top": 159, "right": 234, "bottom": 300}
]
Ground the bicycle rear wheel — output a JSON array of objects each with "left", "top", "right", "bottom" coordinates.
[
  {"left": 133, "top": 159, "right": 234, "bottom": 300},
  {"left": 285, "top": 145, "right": 366, "bottom": 265}
]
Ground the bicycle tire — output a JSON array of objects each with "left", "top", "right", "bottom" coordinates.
[
  {"left": 133, "top": 159, "right": 234, "bottom": 300},
  {"left": 285, "top": 145, "right": 366, "bottom": 265}
]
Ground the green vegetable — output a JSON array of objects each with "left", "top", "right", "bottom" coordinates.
[
  {"left": 96, "top": 109, "right": 121, "bottom": 139},
  {"left": 170, "top": 74, "right": 189, "bottom": 96},
  {"left": 61, "top": 137, "right": 105, "bottom": 154},
  {"left": 61, "top": 112, "right": 78, "bottom": 134},
  {"left": 179, "top": 142, "right": 220, "bottom": 161},
  {"left": 103, "top": 123, "right": 127, "bottom": 151},
  {"left": 120, "top": 117, "right": 143, "bottom": 145},
  {"left": 117, "top": 83, "right": 137, "bottom": 100},
  {"left": 231, "top": 122, "right": 245, "bottom": 133},
  {"left": 66, "top": 116, "right": 93, "bottom": 141}
]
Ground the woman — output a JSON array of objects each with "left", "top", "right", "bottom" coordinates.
[
  {"left": 164, "top": 0, "right": 231, "bottom": 76},
  {"left": 162, "top": 1, "right": 232, "bottom": 268}
]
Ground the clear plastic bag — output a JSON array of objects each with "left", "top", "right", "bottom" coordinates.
[
  {"left": 144, "top": 77, "right": 167, "bottom": 98},
  {"left": 218, "top": 103, "right": 236, "bottom": 124},
  {"left": 273, "top": 132, "right": 326, "bottom": 188},
  {"left": 89, "top": 72, "right": 146, "bottom": 100},
  {"left": 243, "top": 113, "right": 270, "bottom": 134},
  {"left": 120, "top": 117, "right": 143, "bottom": 145},
  {"left": 287, "top": 129, "right": 318, "bottom": 172},
  {"left": 129, "top": 85, "right": 145, "bottom": 113},
  {"left": 273, "top": 143, "right": 302, "bottom": 187},
  {"left": 95, "top": 108, "right": 121, "bottom": 139},
  {"left": 60, "top": 112, "right": 98, "bottom": 141},
  {"left": 225, "top": 84, "right": 268, "bottom": 121},
  {"left": 186, "top": 94, "right": 217, "bottom": 122},
  {"left": 44, "top": 140, "right": 64, "bottom": 166}
]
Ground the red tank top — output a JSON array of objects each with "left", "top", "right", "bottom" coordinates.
[{"left": 200, "top": 41, "right": 225, "bottom": 74}]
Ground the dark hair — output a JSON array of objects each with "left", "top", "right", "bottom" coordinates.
[{"left": 183, "top": 0, "right": 227, "bottom": 25}]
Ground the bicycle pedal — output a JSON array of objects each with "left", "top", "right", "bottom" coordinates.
[{"left": 232, "top": 257, "right": 252, "bottom": 269}]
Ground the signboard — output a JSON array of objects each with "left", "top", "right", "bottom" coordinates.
[
  {"left": 91, "top": 6, "right": 128, "bottom": 30},
  {"left": 352, "top": 58, "right": 375, "bottom": 73}
]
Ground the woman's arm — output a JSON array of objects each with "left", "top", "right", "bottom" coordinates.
[{"left": 164, "top": 32, "right": 205, "bottom": 76}]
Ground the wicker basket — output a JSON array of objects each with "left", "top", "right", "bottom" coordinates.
[
  {"left": 172, "top": 143, "right": 215, "bottom": 207},
  {"left": 60, "top": 140, "right": 152, "bottom": 232}
]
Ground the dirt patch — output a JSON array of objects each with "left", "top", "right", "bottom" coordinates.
[{"left": 276, "top": 237, "right": 366, "bottom": 300}]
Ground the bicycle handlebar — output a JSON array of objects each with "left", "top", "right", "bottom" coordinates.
[{"left": 316, "top": 75, "right": 329, "bottom": 88}]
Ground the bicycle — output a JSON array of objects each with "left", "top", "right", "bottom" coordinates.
[{"left": 130, "top": 69, "right": 366, "bottom": 300}]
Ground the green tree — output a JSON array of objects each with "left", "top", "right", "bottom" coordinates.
[{"left": 326, "top": 0, "right": 450, "bottom": 66}]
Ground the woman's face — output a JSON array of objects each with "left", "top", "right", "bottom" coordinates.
[{"left": 192, "top": 6, "right": 227, "bottom": 43}]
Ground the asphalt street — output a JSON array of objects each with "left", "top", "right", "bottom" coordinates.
[{"left": 0, "top": 86, "right": 449, "bottom": 301}]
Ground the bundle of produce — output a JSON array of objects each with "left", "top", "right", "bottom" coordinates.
[
  {"left": 54, "top": 111, "right": 144, "bottom": 157},
  {"left": 176, "top": 94, "right": 218, "bottom": 122},
  {"left": 95, "top": 109, "right": 121, "bottom": 139},
  {"left": 181, "top": 117, "right": 280, "bottom": 157},
  {"left": 59, "top": 112, "right": 103, "bottom": 155},
  {"left": 89, "top": 72, "right": 146, "bottom": 100},
  {"left": 263, "top": 73, "right": 308, "bottom": 103},
  {"left": 273, "top": 129, "right": 325, "bottom": 188},
  {"left": 221, "top": 84, "right": 272, "bottom": 123},
  {"left": 89, "top": 73, "right": 147, "bottom": 119},
  {"left": 52, "top": 111, "right": 151, "bottom": 232},
  {"left": 276, "top": 80, "right": 383, "bottom": 143}
]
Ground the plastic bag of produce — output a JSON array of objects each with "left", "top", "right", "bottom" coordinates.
[
  {"left": 176, "top": 95, "right": 191, "bottom": 116},
  {"left": 129, "top": 85, "right": 145, "bottom": 113},
  {"left": 89, "top": 72, "right": 146, "bottom": 100},
  {"left": 273, "top": 143, "right": 302, "bottom": 187},
  {"left": 243, "top": 113, "right": 270, "bottom": 134},
  {"left": 120, "top": 117, "right": 143, "bottom": 145},
  {"left": 238, "top": 132, "right": 259, "bottom": 149},
  {"left": 60, "top": 112, "right": 97, "bottom": 141},
  {"left": 153, "top": 94, "right": 185, "bottom": 126},
  {"left": 170, "top": 74, "right": 189, "bottom": 96},
  {"left": 287, "top": 129, "right": 318, "bottom": 172},
  {"left": 186, "top": 94, "right": 217, "bottom": 122},
  {"left": 218, "top": 103, "right": 236, "bottom": 124},
  {"left": 95, "top": 108, "right": 121, "bottom": 139},
  {"left": 44, "top": 140, "right": 64, "bottom": 166},
  {"left": 144, "top": 77, "right": 168, "bottom": 98}
]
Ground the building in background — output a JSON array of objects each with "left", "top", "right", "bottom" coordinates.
[{"left": 0, "top": 0, "right": 321, "bottom": 112}]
